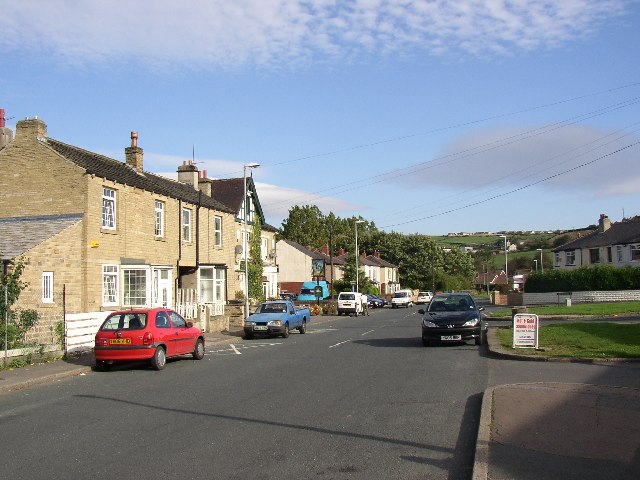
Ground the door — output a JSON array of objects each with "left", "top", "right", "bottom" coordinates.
[{"left": 152, "top": 268, "right": 173, "bottom": 308}]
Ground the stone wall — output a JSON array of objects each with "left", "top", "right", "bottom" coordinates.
[{"left": 523, "top": 290, "right": 640, "bottom": 305}]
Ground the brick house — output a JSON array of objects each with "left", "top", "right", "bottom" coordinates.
[
  {"left": 552, "top": 214, "right": 640, "bottom": 269},
  {"left": 0, "top": 117, "right": 276, "bottom": 342}
]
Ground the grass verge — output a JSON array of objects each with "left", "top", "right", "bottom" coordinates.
[{"left": 495, "top": 323, "right": 640, "bottom": 359}]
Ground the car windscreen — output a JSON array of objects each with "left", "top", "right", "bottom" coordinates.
[
  {"left": 393, "top": 292, "right": 408, "bottom": 298},
  {"left": 101, "top": 312, "right": 148, "bottom": 330},
  {"left": 339, "top": 294, "right": 355, "bottom": 300},
  {"left": 428, "top": 296, "right": 474, "bottom": 312},
  {"left": 260, "top": 303, "right": 287, "bottom": 313}
]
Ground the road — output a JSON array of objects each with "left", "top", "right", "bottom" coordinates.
[{"left": 1, "top": 306, "right": 639, "bottom": 479}]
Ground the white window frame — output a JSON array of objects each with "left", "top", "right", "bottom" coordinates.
[
  {"left": 631, "top": 244, "right": 640, "bottom": 262},
  {"left": 565, "top": 250, "right": 576, "bottom": 266},
  {"left": 155, "top": 200, "right": 165, "bottom": 238},
  {"left": 42, "top": 272, "right": 53, "bottom": 303},
  {"left": 214, "top": 216, "right": 222, "bottom": 247},
  {"left": 102, "top": 265, "right": 119, "bottom": 306},
  {"left": 199, "top": 267, "right": 226, "bottom": 303},
  {"left": 616, "top": 245, "right": 624, "bottom": 263},
  {"left": 261, "top": 236, "right": 268, "bottom": 260},
  {"left": 102, "top": 187, "right": 116, "bottom": 230},
  {"left": 182, "top": 208, "right": 192, "bottom": 242},
  {"left": 123, "top": 267, "right": 149, "bottom": 307}
]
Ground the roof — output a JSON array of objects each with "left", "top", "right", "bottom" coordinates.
[
  {"left": 44, "top": 138, "right": 234, "bottom": 214},
  {"left": 552, "top": 216, "right": 640, "bottom": 251},
  {"left": 277, "top": 239, "right": 347, "bottom": 264},
  {"left": 0, "top": 214, "right": 83, "bottom": 260},
  {"left": 206, "top": 177, "right": 276, "bottom": 231}
]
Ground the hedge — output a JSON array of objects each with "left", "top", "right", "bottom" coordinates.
[{"left": 525, "top": 266, "right": 640, "bottom": 293}]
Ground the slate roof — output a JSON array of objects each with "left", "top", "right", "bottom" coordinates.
[
  {"left": 552, "top": 216, "right": 640, "bottom": 251},
  {"left": 278, "top": 239, "right": 347, "bottom": 264},
  {"left": 44, "top": 138, "right": 234, "bottom": 214},
  {"left": 0, "top": 214, "right": 83, "bottom": 260},
  {"left": 205, "top": 177, "right": 276, "bottom": 231}
]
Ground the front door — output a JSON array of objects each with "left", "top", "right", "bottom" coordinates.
[{"left": 152, "top": 268, "right": 173, "bottom": 308}]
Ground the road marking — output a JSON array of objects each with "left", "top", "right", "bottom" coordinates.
[
  {"left": 329, "top": 340, "right": 351, "bottom": 349},
  {"left": 309, "top": 328, "right": 338, "bottom": 334},
  {"left": 229, "top": 344, "right": 242, "bottom": 355},
  {"left": 361, "top": 329, "right": 375, "bottom": 336},
  {"left": 208, "top": 342, "right": 282, "bottom": 356}
]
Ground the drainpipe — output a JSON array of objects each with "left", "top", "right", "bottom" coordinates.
[{"left": 3, "top": 259, "right": 9, "bottom": 367}]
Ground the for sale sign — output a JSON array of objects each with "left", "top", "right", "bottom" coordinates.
[{"left": 513, "top": 313, "right": 539, "bottom": 349}]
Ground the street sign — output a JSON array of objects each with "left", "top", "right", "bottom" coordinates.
[
  {"left": 314, "top": 285, "right": 323, "bottom": 298},
  {"left": 513, "top": 313, "right": 539, "bottom": 349}
]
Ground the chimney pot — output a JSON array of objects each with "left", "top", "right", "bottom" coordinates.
[{"left": 131, "top": 131, "right": 138, "bottom": 147}]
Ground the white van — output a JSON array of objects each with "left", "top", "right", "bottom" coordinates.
[
  {"left": 337, "top": 292, "right": 364, "bottom": 316},
  {"left": 391, "top": 289, "right": 413, "bottom": 308}
]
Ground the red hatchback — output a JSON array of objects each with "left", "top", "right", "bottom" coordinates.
[{"left": 94, "top": 308, "right": 205, "bottom": 370}]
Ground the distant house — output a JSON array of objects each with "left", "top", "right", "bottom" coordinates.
[
  {"left": 552, "top": 214, "right": 640, "bottom": 269},
  {"left": 474, "top": 270, "right": 507, "bottom": 291}
]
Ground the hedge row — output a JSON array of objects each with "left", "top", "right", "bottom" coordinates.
[{"left": 525, "top": 266, "right": 640, "bottom": 293}]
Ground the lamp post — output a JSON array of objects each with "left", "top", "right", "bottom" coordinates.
[
  {"left": 500, "top": 235, "right": 508, "bottom": 289},
  {"left": 355, "top": 219, "right": 364, "bottom": 292},
  {"left": 537, "top": 248, "right": 544, "bottom": 273},
  {"left": 243, "top": 162, "right": 260, "bottom": 318},
  {"left": 534, "top": 259, "right": 538, "bottom": 271}
]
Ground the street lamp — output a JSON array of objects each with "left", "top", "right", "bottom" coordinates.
[
  {"left": 533, "top": 259, "right": 538, "bottom": 271},
  {"left": 355, "top": 219, "right": 365, "bottom": 292},
  {"left": 500, "top": 235, "right": 508, "bottom": 289},
  {"left": 243, "top": 162, "right": 260, "bottom": 318},
  {"left": 537, "top": 248, "right": 544, "bottom": 273}
]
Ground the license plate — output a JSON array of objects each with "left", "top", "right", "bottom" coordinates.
[
  {"left": 254, "top": 326, "right": 268, "bottom": 331},
  {"left": 440, "top": 335, "right": 462, "bottom": 341},
  {"left": 109, "top": 338, "right": 131, "bottom": 345}
]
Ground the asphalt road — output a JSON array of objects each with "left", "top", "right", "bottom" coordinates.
[{"left": 2, "top": 306, "right": 640, "bottom": 479}]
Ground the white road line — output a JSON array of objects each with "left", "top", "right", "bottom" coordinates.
[
  {"left": 229, "top": 344, "right": 242, "bottom": 355},
  {"left": 361, "top": 329, "right": 375, "bottom": 336},
  {"left": 329, "top": 340, "right": 351, "bottom": 349}
]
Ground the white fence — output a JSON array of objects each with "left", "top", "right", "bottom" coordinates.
[{"left": 65, "top": 311, "right": 110, "bottom": 354}]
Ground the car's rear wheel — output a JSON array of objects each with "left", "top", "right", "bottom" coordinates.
[
  {"left": 282, "top": 323, "right": 290, "bottom": 338},
  {"left": 193, "top": 338, "right": 205, "bottom": 360},
  {"left": 151, "top": 346, "right": 166, "bottom": 370},
  {"left": 95, "top": 360, "right": 111, "bottom": 371},
  {"left": 298, "top": 320, "right": 307, "bottom": 334},
  {"left": 244, "top": 333, "right": 254, "bottom": 340}
]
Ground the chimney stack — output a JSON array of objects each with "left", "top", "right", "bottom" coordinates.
[
  {"left": 15, "top": 117, "right": 47, "bottom": 142},
  {"left": 598, "top": 214, "right": 611, "bottom": 233},
  {"left": 125, "top": 131, "right": 144, "bottom": 172},
  {"left": 177, "top": 160, "right": 199, "bottom": 188},
  {"left": 0, "top": 108, "right": 14, "bottom": 149}
]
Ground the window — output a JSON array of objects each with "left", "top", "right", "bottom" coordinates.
[
  {"left": 169, "top": 311, "right": 186, "bottom": 328},
  {"left": 617, "top": 245, "right": 624, "bottom": 263},
  {"left": 565, "top": 250, "right": 576, "bottom": 266},
  {"left": 155, "top": 201, "right": 165, "bottom": 237},
  {"left": 214, "top": 216, "right": 222, "bottom": 247},
  {"left": 554, "top": 252, "right": 562, "bottom": 266},
  {"left": 261, "top": 236, "right": 268, "bottom": 260},
  {"left": 589, "top": 248, "right": 600, "bottom": 264},
  {"left": 102, "top": 187, "right": 116, "bottom": 229},
  {"left": 155, "top": 311, "right": 171, "bottom": 329},
  {"left": 607, "top": 246, "right": 613, "bottom": 263},
  {"left": 182, "top": 208, "right": 192, "bottom": 242},
  {"left": 200, "top": 267, "right": 225, "bottom": 303},
  {"left": 42, "top": 272, "right": 53, "bottom": 303},
  {"left": 631, "top": 244, "right": 640, "bottom": 262},
  {"left": 102, "top": 265, "right": 119, "bottom": 306},
  {"left": 123, "top": 268, "right": 147, "bottom": 307}
]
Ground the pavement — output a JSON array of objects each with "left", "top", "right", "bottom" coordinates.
[{"left": 2, "top": 319, "right": 640, "bottom": 479}]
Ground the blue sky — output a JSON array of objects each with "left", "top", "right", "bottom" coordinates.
[{"left": 2, "top": 0, "right": 639, "bottom": 235}]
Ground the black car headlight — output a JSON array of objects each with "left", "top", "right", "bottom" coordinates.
[
  {"left": 463, "top": 317, "right": 480, "bottom": 327},
  {"left": 423, "top": 319, "right": 437, "bottom": 328}
]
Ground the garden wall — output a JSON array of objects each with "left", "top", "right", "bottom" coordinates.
[{"left": 523, "top": 290, "right": 640, "bottom": 306}]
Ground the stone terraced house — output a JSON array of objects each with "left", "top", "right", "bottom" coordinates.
[{"left": 0, "top": 117, "right": 276, "bottom": 345}]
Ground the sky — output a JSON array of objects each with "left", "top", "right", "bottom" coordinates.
[{"left": 2, "top": 0, "right": 640, "bottom": 235}]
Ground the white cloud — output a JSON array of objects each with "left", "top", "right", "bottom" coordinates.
[
  {"left": 0, "top": 0, "right": 628, "bottom": 68},
  {"left": 405, "top": 124, "right": 640, "bottom": 198}
]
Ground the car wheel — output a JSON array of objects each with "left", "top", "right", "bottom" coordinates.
[
  {"left": 282, "top": 323, "right": 290, "bottom": 338},
  {"left": 192, "top": 338, "right": 205, "bottom": 360},
  {"left": 422, "top": 337, "right": 430, "bottom": 347},
  {"left": 298, "top": 320, "right": 307, "bottom": 334},
  {"left": 151, "top": 346, "right": 166, "bottom": 370}
]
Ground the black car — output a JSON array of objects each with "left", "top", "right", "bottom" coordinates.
[
  {"left": 418, "top": 293, "right": 486, "bottom": 346},
  {"left": 366, "top": 294, "right": 385, "bottom": 308}
]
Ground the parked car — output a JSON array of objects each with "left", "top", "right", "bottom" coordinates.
[
  {"left": 418, "top": 293, "right": 486, "bottom": 347},
  {"left": 391, "top": 289, "right": 413, "bottom": 308},
  {"left": 416, "top": 291, "right": 433, "bottom": 304},
  {"left": 366, "top": 294, "right": 385, "bottom": 308},
  {"left": 279, "top": 292, "right": 297, "bottom": 301},
  {"left": 244, "top": 300, "right": 310, "bottom": 339},
  {"left": 94, "top": 308, "right": 205, "bottom": 370}
]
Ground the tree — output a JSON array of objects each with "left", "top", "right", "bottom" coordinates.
[
  {"left": 248, "top": 218, "right": 264, "bottom": 303},
  {"left": 277, "top": 205, "right": 326, "bottom": 249},
  {"left": 1, "top": 256, "right": 39, "bottom": 350}
]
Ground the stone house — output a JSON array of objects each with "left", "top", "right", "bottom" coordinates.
[
  {"left": 552, "top": 214, "right": 640, "bottom": 269},
  {"left": 0, "top": 117, "right": 276, "bottom": 343}
]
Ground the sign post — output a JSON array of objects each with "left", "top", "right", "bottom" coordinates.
[{"left": 513, "top": 313, "right": 539, "bottom": 349}]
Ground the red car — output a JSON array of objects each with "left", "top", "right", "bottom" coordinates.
[{"left": 94, "top": 308, "right": 205, "bottom": 370}]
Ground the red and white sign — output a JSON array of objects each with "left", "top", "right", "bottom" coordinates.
[{"left": 513, "top": 313, "right": 539, "bottom": 348}]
